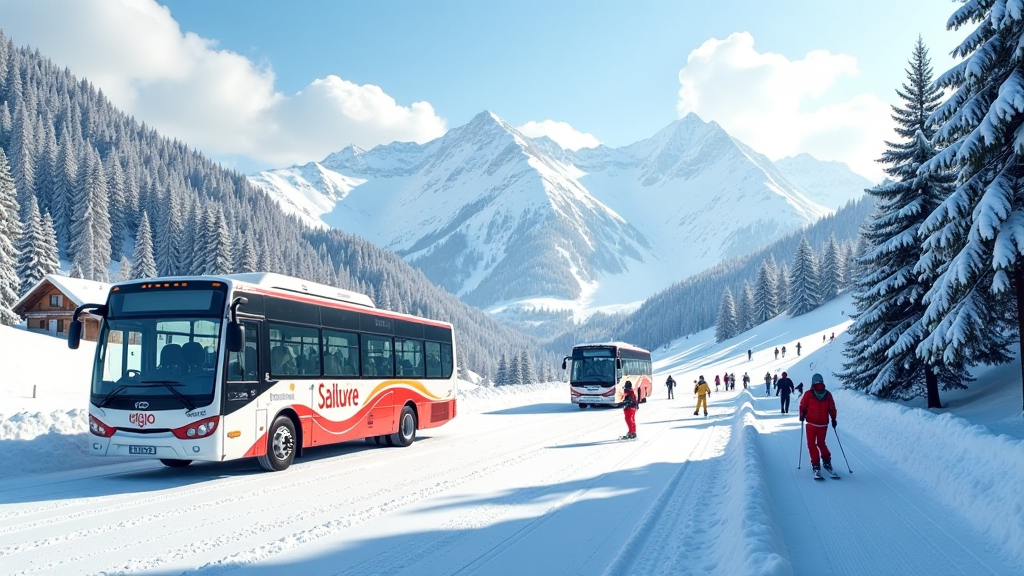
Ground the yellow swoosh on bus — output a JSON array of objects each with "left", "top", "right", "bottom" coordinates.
[{"left": 366, "top": 381, "right": 444, "bottom": 402}]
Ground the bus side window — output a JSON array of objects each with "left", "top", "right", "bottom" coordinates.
[{"left": 227, "top": 323, "right": 259, "bottom": 400}]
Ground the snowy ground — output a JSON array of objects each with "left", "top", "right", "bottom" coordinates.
[{"left": 1, "top": 293, "right": 1022, "bottom": 575}]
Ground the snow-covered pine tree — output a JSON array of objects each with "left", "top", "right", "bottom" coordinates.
[
  {"left": 106, "top": 156, "right": 126, "bottom": 261},
  {"left": 206, "top": 206, "right": 233, "bottom": 275},
  {"left": 38, "top": 210, "right": 60, "bottom": 276},
  {"left": 130, "top": 210, "right": 157, "bottom": 280},
  {"left": 819, "top": 234, "right": 843, "bottom": 302},
  {"left": 0, "top": 147, "right": 21, "bottom": 325},
  {"left": 754, "top": 259, "right": 779, "bottom": 324},
  {"left": 840, "top": 38, "right": 966, "bottom": 406},
  {"left": 51, "top": 134, "right": 77, "bottom": 257},
  {"left": 519, "top": 350, "right": 535, "bottom": 385},
  {"left": 508, "top": 352, "right": 522, "bottom": 385},
  {"left": 777, "top": 262, "right": 790, "bottom": 313},
  {"left": 917, "top": 6, "right": 1021, "bottom": 397},
  {"left": 715, "top": 286, "right": 738, "bottom": 342},
  {"left": 737, "top": 280, "right": 755, "bottom": 332},
  {"left": 118, "top": 256, "right": 131, "bottom": 282},
  {"left": 15, "top": 195, "right": 47, "bottom": 295},
  {"left": 495, "top": 353, "right": 509, "bottom": 386},
  {"left": 788, "top": 236, "right": 820, "bottom": 316}
]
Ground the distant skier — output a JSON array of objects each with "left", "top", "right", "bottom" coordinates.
[
  {"left": 748, "top": 349, "right": 752, "bottom": 362},
  {"left": 774, "top": 347, "right": 779, "bottom": 360},
  {"left": 796, "top": 342, "right": 802, "bottom": 356},
  {"left": 776, "top": 371, "right": 795, "bottom": 413},
  {"left": 764, "top": 372, "right": 772, "bottom": 396},
  {"left": 781, "top": 345, "right": 786, "bottom": 358},
  {"left": 829, "top": 332, "right": 835, "bottom": 344},
  {"left": 730, "top": 373, "right": 736, "bottom": 391},
  {"left": 694, "top": 376, "right": 711, "bottom": 417},
  {"left": 621, "top": 381, "right": 639, "bottom": 440},
  {"left": 823, "top": 334, "right": 826, "bottom": 343},
  {"left": 715, "top": 374, "right": 721, "bottom": 392},
  {"left": 742, "top": 372, "right": 750, "bottom": 389},
  {"left": 723, "top": 373, "right": 730, "bottom": 391},
  {"left": 772, "top": 373, "right": 778, "bottom": 393},
  {"left": 799, "top": 373, "right": 838, "bottom": 479},
  {"left": 666, "top": 375, "right": 676, "bottom": 400}
]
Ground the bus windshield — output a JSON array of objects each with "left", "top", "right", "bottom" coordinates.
[
  {"left": 571, "top": 355, "right": 616, "bottom": 384},
  {"left": 91, "top": 317, "right": 222, "bottom": 410}
]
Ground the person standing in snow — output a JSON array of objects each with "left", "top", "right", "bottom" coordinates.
[
  {"left": 772, "top": 373, "right": 778, "bottom": 393},
  {"left": 799, "top": 373, "right": 838, "bottom": 477},
  {"left": 694, "top": 376, "right": 711, "bottom": 416},
  {"left": 774, "top": 347, "right": 779, "bottom": 359},
  {"left": 776, "top": 371, "right": 795, "bottom": 413},
  {"left": 621, "top": 381, "right": 639, "bottom": 440},
  {"left": 730, "top": 373, "right": 736, "bottom": 390},
  {"left": 723, "top": 372, "right": 730, "bottom": 390},
  {"left": 781, "top": 345, "right": 787, "bottom": 358},
  {"left": 742, "top": 372, "right": 750, "bottom": 389},
  {"left": 764, "top": 372, "right": 772, "bottom": 396},
  {"left": 714, "top": 374, "right": 721, "bottom": 392},
  {"left": 748, "top": 349, "right": 752, "bottom": 362},
  {"left": 829, "top": 332, "right": 835, "bottom": 344},
  {"left": 796, "top": 341, "right": 802, "bottom": 356},
  {"left": 666, "top": 375, "right": 676, "bottom": 400}
]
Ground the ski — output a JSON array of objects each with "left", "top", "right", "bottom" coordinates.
[{"left": 618, "top": 435, "right": 637, "bottom": 442}]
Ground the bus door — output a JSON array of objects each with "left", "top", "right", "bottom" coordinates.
[{"left": 223, "top": 320, "right": 264, "bottom": 457}]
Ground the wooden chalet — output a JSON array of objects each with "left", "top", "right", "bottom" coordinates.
[{"left": 13, "top": 275, "right": 111, "bottom": 341}]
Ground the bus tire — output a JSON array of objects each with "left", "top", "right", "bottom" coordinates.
[
  {"left": 258, "top": 416, "right": 296, "bottom": 472},
  {"left": 389, "top": 405, "right": 417, "bottom": 447},
  {"left": 578, "top": 403, "right": 588, "bottom": 409},
  {"left": 160, "top": 459, "right": 192, "bottom": 468}
]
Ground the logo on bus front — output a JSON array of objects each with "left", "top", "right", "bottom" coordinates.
[{"left": 129, "top": 413, "right": 156, "bottom": 428}]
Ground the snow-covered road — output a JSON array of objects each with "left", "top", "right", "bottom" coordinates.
[{"left": 1, "top": 385, "right": 1015, "bottom": 576}]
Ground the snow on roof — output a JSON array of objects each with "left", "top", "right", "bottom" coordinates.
[
  {"left": 573, "top": 341, "right": 648, "bottom": 352},
  {"left": 14, "top": 274, "right": 111, "bottom": 311}
]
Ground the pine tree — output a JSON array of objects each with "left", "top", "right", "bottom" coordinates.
[
  {"left": 519, "top": 350, "right": 534, "bottom": 385},
  {"left": 788, "top": 236, "right": 820, "bottom": 316},
  {"left": 737, "top": 280, "right": 755, "bottom": 332},
  {"left": 15, "top": 195, "right": 47, "bottom": 295},
  {"left": 754, "top": 259, "right": 779, "bottom": 323},
  {"left": 38, "top": 210, "right": 60, "bottom": 276},
  {"left": 917, "top": 6, "right": 1021, "bottom": 399},
  {"left": 840, "top": 38, "right": 966, "bottom": 406},
  {"left": 0, "top": 147, "right": 21, "bottom": 324},
  {"left": 508, "top": 352, "right": 522, "bottom": 385},
  {"left": 776, "top": 262, "right": 790, "bottom": 313},
  {"left": 715, "top": 287, "right": 738, "bottom": 342},
  {"left": 495, "top": 353, "right": 509, "bottom": 386},
  {"left": 130, "top": 210, "right": 157, "bottom": 279},
  {"left": 819, "top": 234, "right": 843, "bottom": 302}
]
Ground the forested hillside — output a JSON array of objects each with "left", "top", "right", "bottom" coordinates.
[{"left": 0, "top": 31, "right": 558, "bottom": 381}]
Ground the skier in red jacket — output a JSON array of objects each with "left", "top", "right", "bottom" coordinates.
[
  {"left": 799, "top": 373, "right": 838, "bottom": 478},
  {"left": 620, "top": 381, "right": 639, "bottom": 440}
]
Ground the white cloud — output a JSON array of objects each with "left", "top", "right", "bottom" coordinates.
[
  {"left": 677, "top": 32, "right": 892, "bottom": 182},
  {"left": 518, "top": 120, "right": 602, "bottom": 150},
  {"left": 0, "top": 0, "right": 447, "bottom": 169}
]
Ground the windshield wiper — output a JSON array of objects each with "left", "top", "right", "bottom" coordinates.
[
  {"left": 97, "top": 385, "right": 128, "bottom": 408},
  {"left": 140, "top": 380, "right": 197, "bottom": 412}
]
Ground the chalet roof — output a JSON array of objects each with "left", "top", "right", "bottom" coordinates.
[{"left": 13, "top": 274, "right": 112, "bottom": 315}]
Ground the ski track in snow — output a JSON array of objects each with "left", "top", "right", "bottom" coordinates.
[{"left": 0, "top": 388, "right": 1020, "bottom": 576}]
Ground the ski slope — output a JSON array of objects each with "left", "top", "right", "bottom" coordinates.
[{"left": 1, "top": 294, "right": 1022, "bottom": 575}]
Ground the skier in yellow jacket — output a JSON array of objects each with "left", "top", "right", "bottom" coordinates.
[{"left": 694, "top": 375, "right": 712, "bottom": 417}]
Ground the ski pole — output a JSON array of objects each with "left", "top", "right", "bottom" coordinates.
[
  {"left": 797, "top": 422, "right": 804, "bottom": 469},
  {"left": 832, "top": 424, "right": 853, "bottom": 473}
]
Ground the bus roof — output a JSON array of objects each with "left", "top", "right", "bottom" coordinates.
[
  {"left": 572, "top": 342, "right": 649, "bottom": 354},
  {"left": 224, "top": 273, "right": 375, "bottom": 308}
]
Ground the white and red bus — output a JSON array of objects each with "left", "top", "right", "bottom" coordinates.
[
  {"left": 69, "top": 272, "right": 457, "bottom": 471},
  {"left": 563, "top": 342, "right": 652, "bottom": 409}
]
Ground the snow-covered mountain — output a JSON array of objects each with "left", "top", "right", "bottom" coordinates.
[
  {"left": 774, "top": 153, "right": 873, "bottom": 211},
  {"left": 249, "top": 112, "right": 863, "bottom": 316}
]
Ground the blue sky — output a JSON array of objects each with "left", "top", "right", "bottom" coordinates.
[{"left": 2, "top": 0, "right": 964, "bottom": 180}]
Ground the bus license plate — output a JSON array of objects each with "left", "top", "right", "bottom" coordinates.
[
  {"left": 581, "top": 396, "right": 600, "bottom": 402},
  {"left": 129, "top": 445, "right": 156, "bottom": 455}
]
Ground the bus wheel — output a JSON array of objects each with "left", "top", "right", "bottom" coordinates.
[
  {"left": 258, "top": 416, "right": 296, "bottom": 471},
  {"left": 160, "top": 459, "right": 192, "bottom": 468},
  {"left": 389, "top": 406, "right": 417, "bottom": 447},
  {"left": 578, "top": 403, "right": 588, "bottom": 409}
]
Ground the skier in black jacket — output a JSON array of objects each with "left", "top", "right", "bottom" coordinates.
[{"left": 776, "top": 371, "right": 795, "bottom": 413}]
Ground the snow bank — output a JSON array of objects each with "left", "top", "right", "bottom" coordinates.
[
  {"left": 839, "top": 389, "right": 1024, "bottom": 571},
  {"left": 456, "top": 381, "right": 565, "bottom": 414},
  {"left": 719, "top": 403, "right": 794, "bottom": 576}
]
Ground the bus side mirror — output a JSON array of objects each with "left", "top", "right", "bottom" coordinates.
[
  {"left": 67, "top": 321, "right": 82, "bottom": 349},
  {"left": 226, "top": 321, "right": 245, "bottom": 353},
  {"left": 561, "top": 357, "right": 568, "bottom": 370}
]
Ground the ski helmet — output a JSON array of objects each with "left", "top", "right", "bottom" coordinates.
[{"left": 811, "top": 373, "right": 824, "bottom": 384}]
